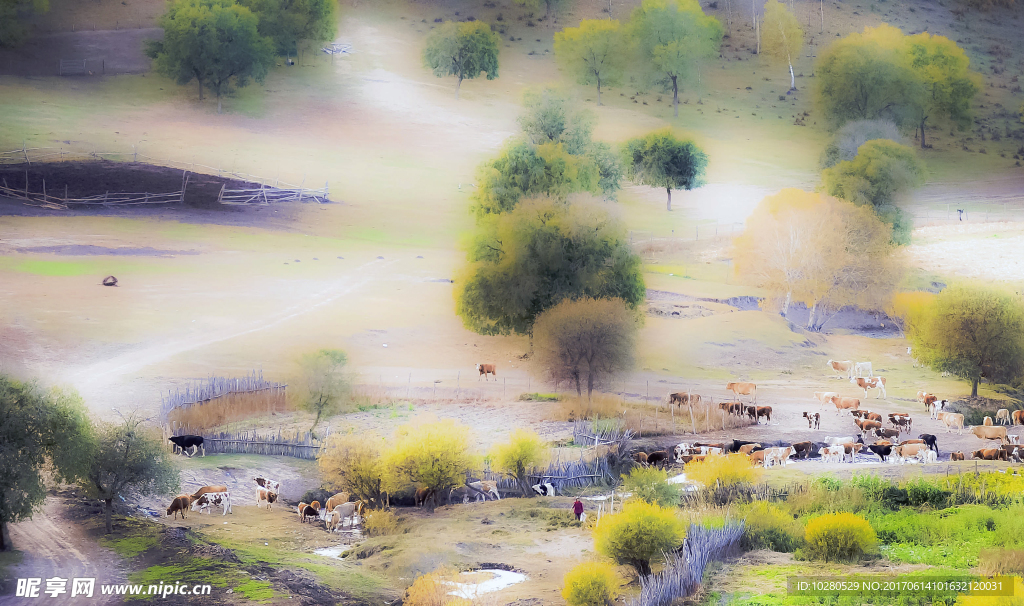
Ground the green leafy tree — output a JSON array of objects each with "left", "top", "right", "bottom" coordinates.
[
  {"left": 820, "top": 119, "right": 903, "bottom": 168},
  {"left": 513, "top": 0, "right": 568, "bottom": 19},
  {"left": 627, "top": 0, "right": 723, "bottom": 117},
  {"left": 905, "top": 32, "right": 980, "bottom": 148},
  {"left": 423, "top": 21, "right": 500, "bottom": 98},
  {"left": 318, "top": 432, "right": 386, "bottom": 508},
  {"left": 0, "top": 0, "right": 47, "bottom": 48},
  {"left": 473, "top": 140, "right": 600, "bottom": 217},
  {"left": 621, "top": 129, "right": 708, "bottom": 211},
  {"left": 908, "top": 283, "right": 1024, "bottom": 397},
  {"left": 146, "top": 0, "right": 275, "bottom": 113},
  {"left": 815, "top": 25, "right": 925, "bottom": 130},
  {"left": 490, "top": 429, "right": 550, "bottom": 497},
  {"left": 823, "top": 139, "right": 925, "bottom": 245},
  {"left": 292, "top": 349, "right": 351, "bottom": 435},
  {"left": 533, "top": 297, "right": 638, "bottom": 398},
  {"left": 593, "top": 500, "right": 685, "bottom": 577},
  {"left": 238, "top": 0, "right": 337, "bottom": 59},
  {"left": 456, "top": 196, "right": 646, "bottom": 336},
  {"left": 760, "top": 0, "right": 803, "bottom": 91},
  {"left": 0, "top": 381, "right": 93, "bottom": 550},
  {"left": 382, "top": 420, "right": 476, "bottom": 512},
  {"left": 553, "top": 19, "right": 626, "bottom": 105},
  {"left": 84, "top": 414, "right": 179, "bottom": 534},
  {"left": 621, "top": 466, "right": 682, "bottom": 507}
]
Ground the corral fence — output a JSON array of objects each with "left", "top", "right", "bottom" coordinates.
[
  {"left": 160, "top": 369, "right": 287, "bottom": 420},
  {"left": 168, "top": 424, "right": 329, "bottom": 460},
  {"left": 481, "top": 452, "right": 614, "bottom": 495},
  {"left": 0, "top": 143, "right": 331, "bottom": 207}
]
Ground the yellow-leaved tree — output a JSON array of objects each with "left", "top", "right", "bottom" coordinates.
[
  {"left": 490, "top": 429, "right": 550, "bottom": 498},
  {"left": 734, "top": 189, "right": 902, "bottom": 331},
  {"left": 318, "top": 431, "right": 386, "bottom": 509},
  {"left": 382, "top": 419, "right": 476, "bottom": 511},
  {"left": 760, "top": 0, "right": 804, "bottom": 91},
  {"left": 593, "top": 500, "right": 685, "bottom": 577}
]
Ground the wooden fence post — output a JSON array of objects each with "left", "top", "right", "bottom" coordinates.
[{"left": 216, "top": 184, "right": 225, "bottom": 204}]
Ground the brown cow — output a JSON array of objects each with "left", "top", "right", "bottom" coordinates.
[
  {"left": 476, "top": 364, "right": 496, "bottom": 381},
  {"left": 830, "top": 395, "right": 860, "bottom": 415},
  {"left": 792, "top": 441, "right": 814, "bottom": 459},
  {"left": 969, "top": 425, "right": 1009, "bottom": 444},
  {"left": 874, "top": 427, "right": 900, "bottom": 440},
  {"left": 852, "top": 376, "right": 887, "bottom": 399},
  {"left": 972, "top": 448, "right": 1008, "bottom": 461},
  {"left": 899, "top": 439, "right": 925, "bottom": 446},
  {"left": 827, "top": 360, "right": 853, "bottom": 379},
  {"left": 647, "top": 451, "right": 671, "bottom": 467},
  {"left": 297, "top": 502, "right": 309, "bottom": 521},
  {"left": 854, "top": 418, "right": 882, "bottom": 433},
  {"left": 748, "top": 450, "right": 766, "bottom": 467},
  {"left": 922, "top": 394, "right": 937, "bottom": 411},
  {"left": 999, "top": 445, "right": 1023, "bottom": 462},
  {"left": 167, "top": 495, "right": 191, "bottom": 520},
  {"left": 738, "top": 443, "right": 762, "bottom": 455},
  {"left": 755, "top": 406, "right": 773, "bottom": 424},
  {"left": 727, "top": 382, "right": 757, "bottom": 403},
  {"left": 633, "top": 452, "right": 649, "bottom": 465},
  {"left": 191, "top": 485, "right": 228, "bottom": 501},
  {"left": 1013, "top": 410, "right": 1024, "bottom": 426},
  {"left": 678, "top": 454, "right": 707, "bottom": 464},
  {"left": 415, "top": 488, "right": 435, "bottom": 507},
  {"left": 949, "top": 451, "right": 965, "bottom": 461},
  {"left": 803, "top": 412, "right": 820, "bottom": 430},
  {"left": 669, "top": 393, "right": 701, "bottom": 408},
  {"left": 325, "top": 492, "right": 350, "bottom": 512}
]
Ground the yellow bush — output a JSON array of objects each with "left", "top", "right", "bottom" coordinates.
[
  {"left": 803, "top": 513, "right": 877, "bottom": 562},
  {"left": 562, "top": 562, "right": 618, "bottom": 606},
  {"left": 404, "top": 568, "right": 471, "bottom": 606},
  {"left": 686, "top": 454, "right": 762, "bottom": 488},
  {"left": 593, "top": 501, "right": 685, "bottom": 576},
  {"left": 362, "top": 510, "right": 399, "bottom": 537}
]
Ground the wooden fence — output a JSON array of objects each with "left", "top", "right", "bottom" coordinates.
[
  {"left": 217, "top": 181, "right": 329, "bottom": 205},
  {"left": 160, "top": 370, "right": 286, "bottom": 419},
  {"left": 0, "top": 173, "right": 186, "bottom": 210},
  {"left": 572, "top": 419, "right": 635, "bottom": 448},
  {"left": 170, "top": 425, "right": 329, "bottom": 460},
  {"left": 482, "top": 453, "right": 613, "bottom": 494}
]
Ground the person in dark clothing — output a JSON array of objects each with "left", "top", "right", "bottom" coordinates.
[{"left": 572, "top": 498, "right": 584, "bottom": 521}]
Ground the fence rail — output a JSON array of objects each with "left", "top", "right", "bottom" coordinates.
[
  {"left": 160, "top": 370, "right": 286, "bottom": 419},
  {"left": 0, "top": 178, "right": 184, "bottom": 209},
  {"left": 170, "top": 425, "right": 329, "bottom": 460}
]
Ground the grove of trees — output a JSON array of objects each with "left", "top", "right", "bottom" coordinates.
[
  {"left": 0, "top": 0, "right": 47, "bottom": 48},
  {"left": 318, "top": 432, "right": 387, "bottom": 508},
  {"left": 238, "top": 0, "right": 336, "bottom": 60},
  {"left": 423, "top": 21, "right": 500, "bottom": 98},
  {"left": 382, "top": 420, "right": 476, "bottom": 511}
]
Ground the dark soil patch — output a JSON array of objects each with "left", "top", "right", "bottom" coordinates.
[{"left": 0, "top": 160, "right": 259, "bottom": 209}]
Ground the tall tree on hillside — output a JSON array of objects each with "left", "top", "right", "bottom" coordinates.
[
  {"left": 513, "top": 0, "right": 569, "bottom": 20},
  {"left": 905, "top": 32, "right": 980, "bottom": 148},
  {"left": 146, "top": 0, "right": 275, "bottom": 113},
  {"left": 83, "top": 414, "right": 179, "bottom": 534},
  {"left": 628, "top": 0, "right": 723, "bottom": 117},
  {"left": 553, "top": 19, "right": 627, "bottom": 105},
  {"left": 238, "top": 0, "right": 337, "bottom": 61},
  {"left": 292, "top": 349, "right": 351, "bottom": 436},
  {"left": 909, "top": 283, "right": 1024, "bottom": 397},
  {"left": 760, "top": 0, "right": 803, "bottom": 91},
  {"left": 621, "top": 129, "right": 707, "bottom": 211},
  {"left": 423, "top": 21, "right": 500, "bottom": 99},
  {"left": 0, "top": 0, "right": 47, "bottom": 48},
  {"left": 0, "top": 381, "right": 93, "bottom": 551}
]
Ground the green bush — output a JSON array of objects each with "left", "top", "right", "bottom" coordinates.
[
  {"left": 562, "top": 562, "right": 618, "bottom": 606},
  {"left": 904, "top": 477, "right": 952, "bottom": 508},
  {"left": 621, "top": 466, "right": 682, "bottom": 508},
  {"left": 738, "top": 501, "right": 804, "bottom": 552},
  {"left": 593, "top": 501, "right": 685, "bottom": 576},
  {"left": 803, "top": 513, "right": 877, "bottom": 562}
]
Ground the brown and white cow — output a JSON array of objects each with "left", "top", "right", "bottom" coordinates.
[
  {"left": 727, "top": 382, "right": 756, "bottom": 403},
  {"left": 874, "top": 427, "right": 900, "bottom": 440},
  {"left": 803, "top": 412, "right": 820, "bottom": 430},
  {"left": 476, "top": 364, "right": 497, "bottom": 381},
  {"left": 972, "top": 448, "right": 1008, "bottom": 461},
  {"left": 669, "top": 393, "right": 701, "bottom": 408},
  {"left": 969, "top": 425, "right": 1009, "bottom": 444},
  {"left": 854, "top": 418, "right": 882, "bottom": 434},
  {"left": 852, "top": 376, "right": 886, "bottom": 399},
  {"left": 167, "top": 495, "right": 192, "bottom": 520},
  {"left": 256, "top": 488, "right": 277, "bottom": 510},
  {"left": 193, "top": 491, "right": 232, "bottom": 515},
  {"left": 253, "top": 476, "right": 280, "bottom": 493},
  {"left": 942, "top": 413, "right": 965, "bottom": 435},
  {"left": 827, "top": 360, "right": 853, "bottom": 379},
  {"left": 949, "top": 451, "right": 965, "bottom": 461}
]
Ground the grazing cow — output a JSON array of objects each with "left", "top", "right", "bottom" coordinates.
[
  {"left": 467, "top": 480, "right": 501, "bottom": 501},
  {"left": 328, "top": 502, "right": 359, "bottom": 531},
  {"left": 969, "top": 425, "right": 1009, "bottom": 444},
  {"left": 830, "top": 395, "right": 861, "bottom": 415},
  {"left": 301, "top": 504, "right": 320, "bottom": 523},
  {"left": 839, "top": 442, "right": 863, "bottom": 462},
  {"left": 999, "top": 445, "right": 1023, "bottom": 462},
  {"left": 647, "top": 451, "right": 671, "bottom": 467},
  {"left": 751, "top": 406, "right": 772, "bottom": 424},
  {"left": 669, "top": 393, "right": 701, "bottom": 408},
  {"left": 803, "top": 412, "right": 820, "bottom": 430},
  {"left": 764, "top": 446, "right": 795, "bottom": 467},
  {"left": 792, "top": 441, "right": 814, "bottom": 459},
  {"left": 930, "top": 400, "right": 945, "bottom": 419},
  {"left": 678, "top": 454, "right": 707, "bottom": 464},
  {"left": 815, "top": 391, "right": 840, "bottom": 409},
  {"left": 996, "top": 409, "right": 1011, "bottom": 425},
  {"left": 942, "top": 413, "right": 965, "bottom": 434},
  {"left": 874, "top": 427, "right": 900, "bottom": 440},
  {"left": 476, "top": 363, "right": 497, "bottom": 380},
  {"left": 325, "top": 492, "right": 350, "bottom": 512},
  {"left": 950, "top": 451, "right": 965, "bottom": 461},
  {"left": 984, "top": 416, "right": 994, "bottom": 426},
  {"left": 191, "top": 486, "right": 228, "bottom": 501},
  {"left": 532, "top": 483, "right": 556, "bottom": 497},
  {"left": 297, "top": 502, "right": 309, "bottom": 521},
  {"left": 253, "top": 477, "right": 280, "bottom": 493},
  {"left": 855, "top": 418, "right": 882, "bottom": 433},
  {"left": 889, "top": 415, "right": 912, "bottom": 433},
  {"left": 865, "top": 412, "right": 883, "bottom": 423},
  {"left": 972, "top": 448, "right": 1008, "bottom": 461},
  {"left": 827, "top": 360, "right": 853, "bottom": 379},
  {"left": 738, "top": 443, "right": 762, "bottom": 455},
  {"left": 726, "top": 382, "right": 757, "bottom": 403},
  {"left": 851, "top": 410, "right": 868, "bottom": 419},
  {"left": 1013, "top": 410, "right": 1024, "bottom": 426},
  {"left": 168, "top": 435, "right": 205, "bottom": 457},
  {"left": 918, "top": 434, "right": 938, "bottom": 452},
  {"left": 852, "top": 376, "right": 887, "bottom": 399},
  {"left": 728, "top": 439, "right": 759, "bottom": 454},
  {"left": 167, "top": 495, "right": 191, "bottom": 520},
  {"left": 868, "top": 444, "right": 892, "bottom": 462},
  {"left": 256, "top": 488, "right": 277, "bottom": 510},
  {"left": 818, "top": 446, "right": 844, "bottom": 464},
  {"left": 633, "top": 452, "right": 649, "bottom": 465},
  {"left": 748, "top": 451, "right": 766, "bottom": 467},
  {"left": 893, "top": 443, "right": 928, "bottom": 463},
  {"left": 193, "top": 492, "right": 232, "bottom": 516},
  {"left": 414, "top": 488, "right": 435, "bottom": 507}
]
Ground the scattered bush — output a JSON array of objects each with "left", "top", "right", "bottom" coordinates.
[
  {"left": 977, "top": 548, "right": 1024, "bottom": 576},
  {"left": 404, "top": 567, "right": 470, "bottom": 606},
  {"left": 561, "top": 562, "right": 618, "bottom": 606},
  {"left": 803, "top": 512, "right": 877, "bottom": 562},
  {"left": 593, "top": 501, "right": 685, "bottom": 576},
  {"left": 685, "top": 454, "right": 762, "bottom": 488},
  {"left": 518, "top": 393, "right": 561, "bottom": 402},
  {"left": 904, "top": 477, "right": 952, "bottom": 508},
  {"left": 362, "top": 510, "right": 400, "bottom": 537},
  {"left": 737, "top": 501, "right": 804, "bottom": 552},
  {"left": 621, "top": 467, "right": 682, "bottom": 508}
]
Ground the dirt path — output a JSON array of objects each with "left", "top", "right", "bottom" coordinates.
[{"left": 0, "top": 497, "right": 126, "bottom": 605}]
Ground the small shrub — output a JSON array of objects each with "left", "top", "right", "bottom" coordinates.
[
  {"left": 518, "top": 392, "right": 560, "bottom": 402},
  {"left": 803, "top": 513, "right": 877, "bottom": 562},
  {"left": 363, "top": 510, "right": 400, "bottom": 536},
  {"left": 404, "top": 567, "right": 471, "bottom": 606},
  {"left": 686, "top": 454, "right": 762, "bottom": 488},
  {"left": 737, "top": 501, "right": 804, "bottom": 552},
  {"left": 978, "top": 548, "right": 1024, "bottom": 576},
  {"left": 593, "top": 501, "right": 685, "bottom": 576},
  {"left": 904, "top": 477, "right": 951, "bottom": 508},
  {"left": 300, "top": 487, "right": 334, "bottom": 506},
  {"left": 621, "top": 467, "right": 682, "bottom": 507},
  {"left": 562, "top": 562, "right": 618, "bottom": 606}
]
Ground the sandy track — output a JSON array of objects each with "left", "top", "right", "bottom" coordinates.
[{"left": 1, "top": 498, "right": 125, "bottom": 605}]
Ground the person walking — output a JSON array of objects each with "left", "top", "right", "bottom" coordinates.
[{"left": 572, "top": 498, "right": 584, "bottom": 521}]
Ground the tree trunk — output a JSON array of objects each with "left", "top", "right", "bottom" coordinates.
[
  {"left": 666, "top": 187, "right": 672, "bottom": 211},
  {"left": 575, "top": 375, "right": 582, "bottom": 397},
  {"left": 633, "top": 559, "right": 652, "bottom": 578},
  {"left": 788, "top": 59, "right": 796, "bottom": 91},
  {"left": 104, "top": 499, "right": 113, "bottom": 534},
  {"left": 806, "top": 300, "right": 818, "bottom": 331},
  {"left": 819, "top": 0, "right": 824, "bottom": 33},
  {"left": 671, "top": 75, "right": 679, "bottom": 117},
  {"left": 216, "top": 86, "right": 223, "bottom": 114},
  {"left": 972, "top": 378, "right": 979, "bottom": 397},
  {"left": 517, "top": 468, "right": 534, "bottom": 498},
  {"left": 455, "top": 75, "right": 463, "bottom": 99},
  {"left": 781, "top": 290, "right": 792, "bottom": 318},
  {"left": 919, "top": 118, "right": 927, "bottom": 148},
  {"left": 197, "top": 79, "right": 204, "bottom": 101},
  {"left": 587, "top": 370, "right": 594, "bottom": 398},
  {"left": 596, "top": 77, "right": 602, "bottom": 105},
  {"left": 756, "top": 18, "right": 760, "bottom": 54},
  {"left": 0, "top": 520, "right": 10, "bottom": 551}
]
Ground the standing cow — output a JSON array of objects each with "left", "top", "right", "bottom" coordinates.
[
  {"left": 476, "top": 364, "right": 496, "bottom": 381},
  {"left": 726, "top": 382, "right": 756, "bottom": 403}
]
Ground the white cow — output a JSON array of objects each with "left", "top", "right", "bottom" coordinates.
[
  {"left": 825, "top": 436, "right": 855, "bottom": 445},
  {"left": 854, "top": 362, "right": 873, "bottom": 379},
  {"left": 764, "top": 446, "right": 795, "bottom": 467},
  {"left": 327, "top": 502, "right": 359, "bottom": 532},
  {"left": 996, "top": 409, "right": 1011, "bottom": 426},
  {"left": 930, "top": 400, "right": 945, "bottom": 420},
  {"left": 192, "top": 491, "right": 231, "bottom": 515},
  {"left": 818, "top": 446, "right": 844, "bottom": 464}
]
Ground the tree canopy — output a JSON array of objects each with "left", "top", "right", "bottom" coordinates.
[
  {"left": 820, "top": 119, "right": 903, "bottom": 168},
  {"left": 382, "top": 420, "right": 476, "bottom": 511},
  {"left": 760, "top": 0, "right": 803, "bottom": 91},
  {"left": 146, "top": 0, "right": 275, "bottom": 113},
  {"left": 0, "top": 380, "right": 93, "bottom": 551},
  {"left": 318, "top": 432, "right": 386, "bottom": 508},
  {"left": 456, "top": 196, "right": 645, "bottom": 336},
  {"left": 489, "top": 429, "right": 550, "bottom": 497},
  {"left": 905, "top": 31, "right": 980, "bottom": 148},
  {"left": 593, "top": 500, "right": 685, "bottom": 577},
  {"left": 237, "top": 0, "right": 337, "bottom": 58},
  {"left": 907, "top": 283, "right": 1024, "bottom": 397},
  {"left": 533, "top": 297, "right": 638, "bottom": 397},
  {"left": 627, "top": 0, "right": 722, "bottom": 117},
  {"left": 553, "top": 19, "right": 626, "bottom": 105},
  {"left": 423, "top": 21, "right": 500, "bottom": 98},
  {"left": 734, "top": 189, "right": 902, "bottom": 330},
  {"left": 621, "top": 129, "right": 708, "bottom": 211},
  {"left": 621, "top": 466, "right": 682, "bottom": 508},
  {"left": 292, "top": 349, "right": 351, "bottom": 435},
  {"left": 0, "top": 0, "right": 47, "bottom": 48},
  {"left": 513, "top": 0, "right": 568, "bottom": 19}
]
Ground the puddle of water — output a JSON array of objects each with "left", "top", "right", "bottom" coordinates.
[
  {"left": 447, "top": 569, "right": 527, "bottom": 598},
  {"left": 667, "top": 474, "right": 701, "bottom": 491},
  {"left": 313, "top": 545, "right": 354, "bottom": 559}
]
